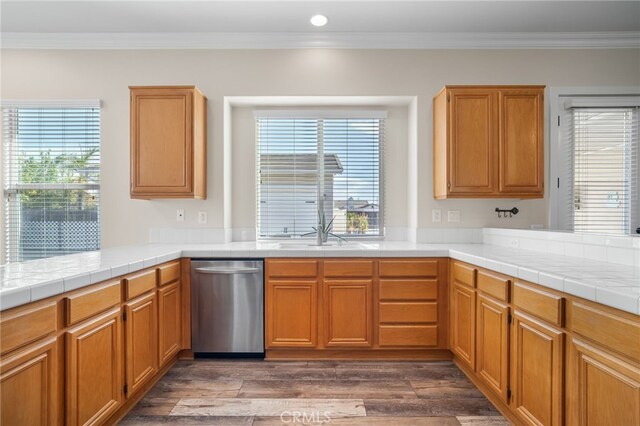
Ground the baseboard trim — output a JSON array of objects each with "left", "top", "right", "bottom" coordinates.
[
  {"left": 266, "top": 349, "right": 453, "bottom": 361},
  {"left": 453, "top": 357, "right": 524, "bottom": 426},
  {"left": 105, "top": 356, "right": 178, "bottom": 425}
]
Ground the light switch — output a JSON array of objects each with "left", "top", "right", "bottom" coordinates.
[{"left": 176, "top": 209, "right": 185, "bottom": 222}]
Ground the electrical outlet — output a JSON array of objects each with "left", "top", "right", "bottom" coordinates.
[
  {"left": 176, "top": 209, "right": 185, "bottom": 222},
  {"left": 432, "top": 209, "right": 441, "bottom": 223},
  {"left": 447, "top": 210, "right": 461, "bottom": 223},
  {"left": 198, "top": 211, "right": 208, "bottom": 224}
]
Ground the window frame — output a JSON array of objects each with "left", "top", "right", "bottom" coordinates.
[
  {"left": 254, "top": 109, "right": 386, "bottom": 240},
  {"left": 1, "top": 99, "right": 101, "bottom": 263},
  {"left": 549, "top": 87, "right": 640, "bottom": 234}
]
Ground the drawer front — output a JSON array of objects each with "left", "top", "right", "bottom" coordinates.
[
  {"left": 323, "top": 260, "right": 373, "bottom": 278},
  {"left": 569, "top": 301, "right": 640, "bottom": 362},
  {"left": 513, "top": 282, "right": 564, "bottom": 327},
  {"left": 379, "top": 302, "right": 437, "bottom": 323},
  {"left": 451, "top": 261, "right": 476, "bottom": 288},
  {"left": 158, "top": 261, "right": 181, "bottom": 286},
  {"left": 379, "top": 260, "right": 438, "bottom": 278},
  {"left": 65, "top": 280, "right": 121, "bottom": 326},
  {"left": 0, "top": 302, "right": 57, "bottom": 355},
  {"left": 125, "top": 269, "right": 157, "bottom": 300},
  {"left": 379, "top": 279, "right": 438, "bottom": 301},
  {"left": 477, "top": 270, "right": 510, "bottom": 302},
  {"left": 378, "top": 325, "right": 438, "bottom": 347},
  {"left": 267, "top": 260, "right": 318, "bottom": 278}
]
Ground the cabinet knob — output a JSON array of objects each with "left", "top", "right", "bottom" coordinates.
[{"left": 447, "top": 182, "right": 451, "bottom": 188}]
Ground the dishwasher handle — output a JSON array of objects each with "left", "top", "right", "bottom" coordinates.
[{"left": 195, "top": 266, "right": 261, "bottom": 275}]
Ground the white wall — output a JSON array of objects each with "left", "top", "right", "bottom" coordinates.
[{"left": 1, "top": 48, "right": 639, "bottom": 260}]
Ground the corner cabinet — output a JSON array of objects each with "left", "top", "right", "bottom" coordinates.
[
  {"left": 433, "top": 85, "right": 544, "bottom": 199},
  {"left": 130, "top": 86, "right": 207, "bottom": 199}
]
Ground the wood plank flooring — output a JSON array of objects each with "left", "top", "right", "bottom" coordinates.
[{"left": 120, "top": 360, "right": 509, "bottom": 425}]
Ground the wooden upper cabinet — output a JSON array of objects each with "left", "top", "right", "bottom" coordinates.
[
  {"left": 130, "top": 86, "right": 207, "bottom": 199},
  {"left": 499, "top": 89, "right": 544, "bottom": 194},
  {"left": 448, "top": 88, "right": 497, "bottom": 194},
  {"left": 433, "top": 85, "right": 544, "bottom": 199}
]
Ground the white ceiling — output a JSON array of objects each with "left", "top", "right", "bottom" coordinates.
[{"left": 2, "top": 1, "right": 639, "bottom": 49}]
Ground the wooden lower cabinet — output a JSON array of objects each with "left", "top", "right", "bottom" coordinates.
[
  {"left": 66, "top": 308, "right": 123, "bottom": 426},
  {"left": 324, "top": 280, "right": 372, "bottom": 347},
  {"left": 158, "top": 282, "right": 182, "bottom": 367},
  {"left": 567, "top": 338, "right": 640, "bottom": 426},
  {"left": 450, "top": 283, "right": 476, "bottom": 369},
  {"left": 1, "top": 337, "right": 58, "bottom": 425},
  {"left": 266, "top": 280, "right": 318, "bottom": 348},
  {"left": 476, "top": 292, "right": 510, "bottom": 402},
  {"left": 124, "top": 292, "right": 158, "bottom": 397},
  {"left": 511, "top": 311, "right": 564, "bottom": 426}
]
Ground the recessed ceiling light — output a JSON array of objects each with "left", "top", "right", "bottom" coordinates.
[{"left": 310, "top": 14, "right": 328, "bottom": 27}]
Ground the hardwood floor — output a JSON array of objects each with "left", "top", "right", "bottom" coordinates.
[{"left": 120, "top": 360, "right": 508, "bottom": 425}]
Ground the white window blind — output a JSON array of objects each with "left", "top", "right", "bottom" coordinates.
[
  {"left": 2, "top": 102, "right": 101, "bottom": 262},
  {"left": 256, "top": 113, "right": 384, "bottom": 239},
  {"left": 564, "top": 106, "right": 639, "bottom": 235}
]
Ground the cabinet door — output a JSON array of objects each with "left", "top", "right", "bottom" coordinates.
[
  {"left": 449, "top": 89, "right": 498, "bottom": 194},
  {"left": 511, "top": 312, "right": 564, "bottom": 426},
  {"left": 451, "top": 283, "right": 476, "bottom": 370},
  {"left": 476, "top": 293, "right": 510, "bottom": 402},
  {"left": 130, "top": 87, "right": 194, "bottom": 196},
  {"left": 567, "top": 338, "right": 640, "bottom": 426},
  {"left": 498, "top": 88, "right": 544, "bottom": 195},
  {"left": 124, "top": 292, "right": 158, "bottom": 397},
  {"left": 66, "top": 308, "right": 122, "bottom": 426},
  {"left": 266, "top": 280, "right": 318, "bottom": 348},
  {"left": 324, "top": 280, "right": 373, "bottom": 347},
  {"left": 158, "top": 282, "right": 182, "bottom": 368},
  {"left": 1, "top": 337, "right": 57, "bottom": 425}
]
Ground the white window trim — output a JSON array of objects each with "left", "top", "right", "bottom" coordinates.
[
  {"left": 548, "top": 86, "right": 640, "bottom": 230},
  {"left": 0, "top": 99, "right": 101, "bottom": 108}
]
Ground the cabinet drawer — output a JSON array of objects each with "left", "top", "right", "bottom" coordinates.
[
  {"left": 268, "top": 260, "right": 318, "bottom": 278},
  {"left": 513, "top": 282, "right": 564, "bottom": 327},
  {"left": 451, "top": 261, "right": 475, "bottom": 288},
  {"left": 477, "top": 270, "right": 509, "bottom": 302},
  {"left": 379, "top": 302, "right": 437, "bottom": 323},
  {"left": 158, "top": 261, "right": 181, "bottom": 286},
  {"left": 0, "top": 302, "right": 57, "bottom": 355},
  {"left": 568, "top": 301, "right": 640, "bottom": 362},
  {"left": 323, "top": 260, "right": 373, "bottom": 278},
  {"left": 65, "top": 280, "right": 121, "bottom": 326},
  {"left": 378, "top": 325, "right": 438, "bottom": 347},
  {"left": 125, "top": 269, "right": 157, "bottom": 300},
  {"left": 379, "top": 279, "right": 438, "bottom": 301},
  {"left": 379, "top": 260, "right": 438, "bottom": 278}
]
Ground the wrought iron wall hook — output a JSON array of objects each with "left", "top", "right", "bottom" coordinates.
[{"left": 495, "top": 207, "right": 519, "bottom": 218}]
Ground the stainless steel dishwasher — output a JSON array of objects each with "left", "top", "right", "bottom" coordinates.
[{"left": 191, "top": 260, "right": 264, "bottom": 355}]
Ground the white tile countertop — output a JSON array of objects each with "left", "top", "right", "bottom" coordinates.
[{"left": 1, "top": 241, "right": 639, "bottom": 315}]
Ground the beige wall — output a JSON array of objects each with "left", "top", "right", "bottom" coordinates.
[{"left": 1, "top": 48, "right": 639, "bottom": 259}]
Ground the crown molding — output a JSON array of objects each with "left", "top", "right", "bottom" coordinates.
[{"left": 2, "top": 31, "right": 639, "bottom": 50}]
